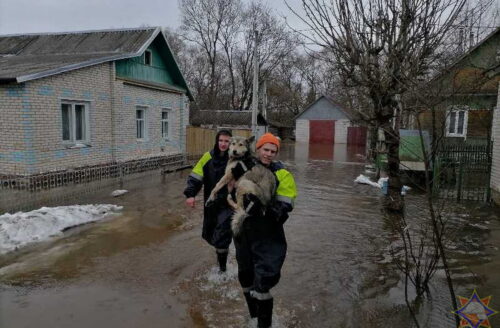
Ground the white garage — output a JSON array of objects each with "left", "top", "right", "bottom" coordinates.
[{"left": 295, "top": 96, "right": 366, "bottom": 145}]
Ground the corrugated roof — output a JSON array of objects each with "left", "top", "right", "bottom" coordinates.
[
  {"left": 0, "top": 27, "right": 157, "bottom": 81},
  {"left": 0, "top": 27, "right": 194, "bottom": 100}
]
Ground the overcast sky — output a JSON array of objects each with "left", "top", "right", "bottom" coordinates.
[{"left": 0, "top": 0, "right": 308, "bottom": 35}]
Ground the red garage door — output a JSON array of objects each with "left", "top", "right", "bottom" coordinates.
[
  {"left": 347, "top": 126, "right": 367, "bottom": 145},
  {"left": 309, "top": 120, "right": 335, "bottom": 144}
]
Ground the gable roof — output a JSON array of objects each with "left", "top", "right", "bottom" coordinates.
[
  {"left": 0, "top": 27, "right": 193, "bottom": 100},
  {"left": 429, "top": 26, "right": 500, "bottom": 88},
  {"left": 294, "top": 95, "right": 361, "bottom": 121},
  {"left": 191, "top": 110, "right": 267, "bottom": 127}
]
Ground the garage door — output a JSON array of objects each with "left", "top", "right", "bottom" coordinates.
[
  {"left": 347, "top": 126, "right": 367, "bottom": 145},
  {"left": 309, "top": 120, "right": 335, "bottom": 144}
]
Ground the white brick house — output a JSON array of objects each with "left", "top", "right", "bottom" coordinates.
[
  {"left": 491, "top": 83, "right": 500, "bottom": 205},
  {"left": 0, "top": 27, "right": 193, "bottom": 177}
]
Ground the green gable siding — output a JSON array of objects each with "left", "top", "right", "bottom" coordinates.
[{"left": 115, "top": 36, "right": 176, "bottom": 86}]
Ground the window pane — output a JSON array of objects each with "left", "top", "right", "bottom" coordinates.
[
  {"left": 145, "top": 51, "right": 152, "bottom": 65},
  {"left": 449, "top": 112, "right": 456, "bottom": 133},
  {"left": 162, "top": 121, "right": 168, "bottom": 138},
  {"left": 457, "top": 111, "right": 465, "bottom": 135},
  {"left": 162, "top": 111, "right": 168, "bottom": 120},
  {"left": 137, "top": 120, "right": 143, "bottom": 139},
  {"left": 136, "top": 110, "right": 144, "bottom": 119},
  {"left": 75, "top": 104, "right": 86, "bottom": 141},
  {"left": 61, "top": 104, "right": 71, "bottom": 141}
]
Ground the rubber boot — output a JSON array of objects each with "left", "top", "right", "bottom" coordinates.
[
  {"left": 257, "top": 298, "right": 273, "bottom": 328},
  {"left": 243, "top": 292, "right": 258, "bottom": 318},
  {"left": 217, "top": 251, "right": 228, "bottom": 272}
]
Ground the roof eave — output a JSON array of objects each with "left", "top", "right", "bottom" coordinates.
[{"left": 16, "top": 54, "right": 129, "bottom": 83}]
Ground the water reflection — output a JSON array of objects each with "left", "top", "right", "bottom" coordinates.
[{"left": 294, "top": 142, "right": 366, "bottom": 163}]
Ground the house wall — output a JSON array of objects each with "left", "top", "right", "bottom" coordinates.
[
  {"left": 417, "top": 109, "right": 491, "bottom": 140},
  {"left": 112, "top": 79, "right": 187, "bottom": 162},
  {"left": 0, "top": 62, "right": 188, "bottom": 175},
  {"left": 0, "top": 84, "right": 30, "bottom": 174},
  {"left": 491, "top": 84, "right": 500, "bottom": 205},
  {"left": 334, "top": 119, "right": 350, "bottom": 144},
  {"left": 295, "top": 119, "right": 309, "bottom": 143}
]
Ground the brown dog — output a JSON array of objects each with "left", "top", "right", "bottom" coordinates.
[{"left": 206, "top": 136, "right": 276, "bottom": 235}]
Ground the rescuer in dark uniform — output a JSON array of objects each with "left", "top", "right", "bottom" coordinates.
[
  {"left": 231, "top": 133, "right": 297, "bottom": 328},
  {"left": 184, "top": 129, "right": 233, "bottom": 272}
]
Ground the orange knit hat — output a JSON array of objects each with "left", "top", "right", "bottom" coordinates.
[{"left": 256, "top": 133, "right": 280, "bottom": 150}]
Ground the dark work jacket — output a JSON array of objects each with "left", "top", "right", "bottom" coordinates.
[
  {"left": 183, "top": 149, "right": 231, "bottom": 245},
  {"left": 241, "top": 160, "right": 296, "bottom": 232}
]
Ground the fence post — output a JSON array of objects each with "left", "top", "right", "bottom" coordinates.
[{"left": 457, "top": 158, "right": 463, "bottom": 202}]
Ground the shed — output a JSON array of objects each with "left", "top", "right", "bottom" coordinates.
[{"left": 295, "top": 95, "right": 366, "bottom": 145}]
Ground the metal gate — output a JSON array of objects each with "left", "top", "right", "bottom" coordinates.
[{"left": 433, "top": 142, "right": 492, "bottom": 202}]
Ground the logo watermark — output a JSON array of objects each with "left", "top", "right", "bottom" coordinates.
[{"left": 453, "top": 290, "right": 498, "bottom": 328}]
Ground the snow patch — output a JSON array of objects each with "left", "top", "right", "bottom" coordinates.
[
  {"left": 111, "top": 189, "right": 128, "bottom": 197},
  {"left": 0, "top": 204, "right": 123, "bottom": 254}
]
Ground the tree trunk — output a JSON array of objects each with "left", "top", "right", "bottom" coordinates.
[
  {"left": 368, "top": 125, "right": 378, "bottom": 162},
  {"left": 383, "top": 123, "right": 404, "bottom": 212}
]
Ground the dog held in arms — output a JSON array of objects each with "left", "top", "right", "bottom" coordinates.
[{"left": 206, "top": 136, "right": 276, "bottom": 236}]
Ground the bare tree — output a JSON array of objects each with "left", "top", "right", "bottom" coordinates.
[
  {"left": 287, "top": 0, "right": 466, "bottom": 212},
  {"left": 218, "top": 0, "right": 243, "bottom": 109},
  {"left": 234, "top": 1, "right": 300, "bottom": 110},
  {"left": 180, "top": 0, "right": 235, "bottom": 108}
]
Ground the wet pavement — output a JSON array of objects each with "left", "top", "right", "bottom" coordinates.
[{"left": 1, "top": 142, "right": 499, "bottom": 328}]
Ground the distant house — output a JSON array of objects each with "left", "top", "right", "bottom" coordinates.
[
  {"left": 190, "top": 110, "right": 267, "bottom": 137},
  {"left": 416, "top": 27, "right": 500, "bottom": 143},
  {"left": 294, "top": 95, "right": 366, "bottom": 145},
  {"left": 0, "top": 27, "right": 193, "bottom": 179}
]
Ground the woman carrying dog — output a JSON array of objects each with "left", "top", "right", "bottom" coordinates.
[
  {"left": 183, "top": 129, "right": 233, "bottom": 272},
  {"left": 231, "top": 133, "right": 297, "bottom": 328}
]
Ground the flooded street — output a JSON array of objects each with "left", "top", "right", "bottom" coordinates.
[{"left": 1, "top": 142, "right": 499, "bottom": 328}]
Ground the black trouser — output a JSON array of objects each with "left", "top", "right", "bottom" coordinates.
[
  {"left": 202, "top": 206, "right": 233, "bottom": 250},
  {"left": 234, "top": 214, "right": 287, "bottom": 293}
]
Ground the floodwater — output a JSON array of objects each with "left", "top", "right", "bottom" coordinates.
[{"left": 1, "top": 142, "right": 499, "bottom": 328}]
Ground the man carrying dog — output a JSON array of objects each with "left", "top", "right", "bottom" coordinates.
[
  {"left": 183, "top": 129, "right": 233, "bottom": 272},
  {"left": 231, "top": 133, "right": 297, "bottom": 328}
]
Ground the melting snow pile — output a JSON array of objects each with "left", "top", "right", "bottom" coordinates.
[
  {"left": 0, "top": 204, "right": 123, "bottom": 254},
  {"left": 355, "top": 174, "right": 411, "bottom": 195},
  {"left": 355, "top": 174, "right": 388, "bottom": 188}
]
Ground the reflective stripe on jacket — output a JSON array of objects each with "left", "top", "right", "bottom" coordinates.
[{"left": 274, "top": 168, "right": 297, "bottom": 208}]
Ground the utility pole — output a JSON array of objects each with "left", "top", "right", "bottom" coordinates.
[
  {"left": 252, "top": 30, "right": 259, "bottom": 137},
  {"left": 261, "top": 79, "right": 268, "bottom": 133}
]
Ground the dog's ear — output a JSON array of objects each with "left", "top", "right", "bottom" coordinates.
[{"left": 246, "top": 136, "right": 255, "bottom": 144}]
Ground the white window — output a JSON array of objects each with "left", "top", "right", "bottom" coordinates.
[
  {"left": 446, "top": 107, "right": 468, "bottom": 137},
  {"left": 61, "top": 101, "right": 90, "bottom": 144},
  {"left": 161, "top": 109, "right": 170, "bottom": 140},
  {"left": 144, "top": 50, "right": 152, "bottom": 66},
  {"left": 136, "top": 107, "right": 147, "bottom": 140}
]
